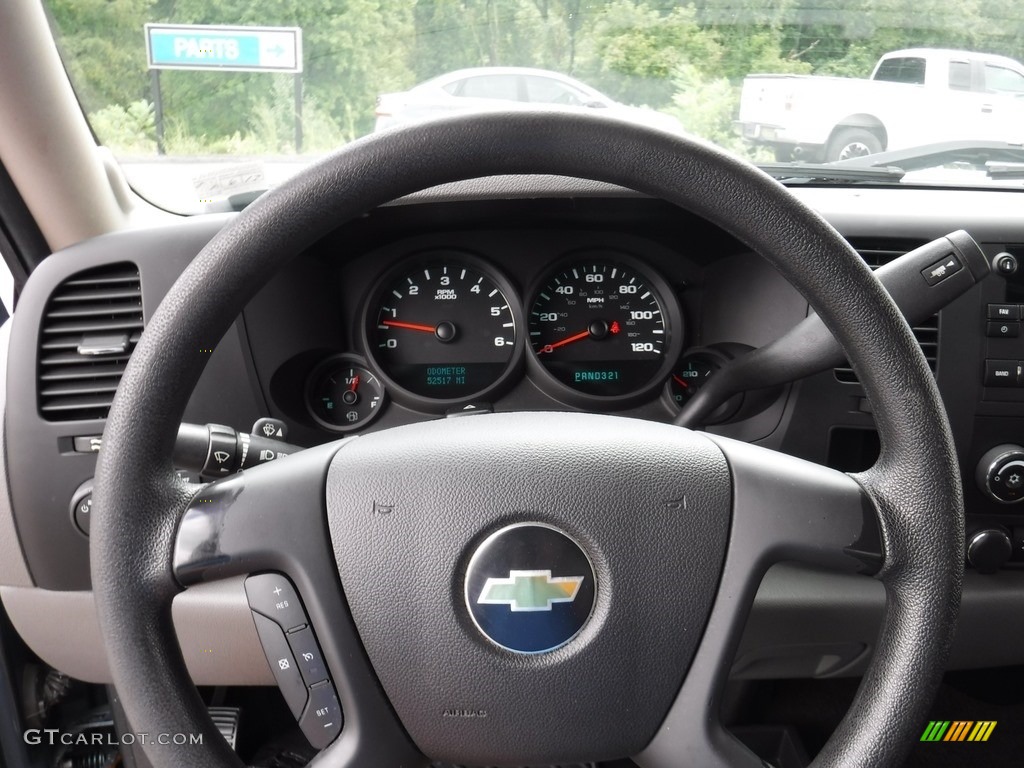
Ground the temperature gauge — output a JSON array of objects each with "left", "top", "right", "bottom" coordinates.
[
  {"left": 307, "top": 357, "right": 387, "bottom": 432},
  {"left": 665, "top": 349, "right": 741, "bottom": 424},
  {"left": 669, "top": 356, "right": 719, "bottom": 405}
]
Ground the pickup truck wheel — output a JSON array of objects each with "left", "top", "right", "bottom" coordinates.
[
  {"left": 774, "top": 146, "right": 795, "bottom": 162},
  {"left": 827, "top": 127, "right": 882, "bottom": 161}
]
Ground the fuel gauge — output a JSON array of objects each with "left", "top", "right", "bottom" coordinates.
[{"left": 307, "top": 356, "right": 387, "bottom": 432}]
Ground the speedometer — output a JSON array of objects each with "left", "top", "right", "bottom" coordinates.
[
  {"left": 363, "top": 253, "right": 524, "bottom": 410},
  {"left": 528, "top": 256, "right": 683, "bottom": 407}
]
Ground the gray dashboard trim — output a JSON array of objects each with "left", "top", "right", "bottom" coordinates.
[
  {"left": 0, "top": 578, "right": 273, "bottom": 685},
  {"left": 5, "top": 564, "right": 1021, "bottom": 686},
  {"left": 0, "top": 320, "right": 32, "bottom": 587}
]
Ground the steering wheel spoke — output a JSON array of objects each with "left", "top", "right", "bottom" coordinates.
[
  {"left": 712, "top": 436, "right": 884, "bottom": 575},
  {"left": 173, "top": 442, "right": 342, "bottom": 586},
  {"left": 172, "top": 442, "right": 425, "bottom": 767},
  {"left": 636, "top": 437, "right": 883, "bottom": 768}
]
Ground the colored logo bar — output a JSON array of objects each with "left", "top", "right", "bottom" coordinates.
[
  {"left": 477, "top": 570, "right": 584, "bottom": 612},
  {"left": 920, "top": 720, "right": 997, "bottom": 742}
]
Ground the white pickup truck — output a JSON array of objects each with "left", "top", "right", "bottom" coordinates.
[{"left": 738, "top": 48, "right": 1024, "bottom": 162}]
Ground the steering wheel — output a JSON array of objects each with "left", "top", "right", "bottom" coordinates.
[{"left": 91, "top": 112, "right": 962, "bottom": 768}]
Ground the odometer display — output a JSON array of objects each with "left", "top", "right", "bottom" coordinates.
[
  {"left": 528, "top": 259, "right": 681, "bottom": 402},
  {"left": 366, "top": 257, "right": 521, "bottom": 404}
]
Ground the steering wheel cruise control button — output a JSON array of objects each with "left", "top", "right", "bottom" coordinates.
[
  {"left": 286, "top": 627, "right": 329, "bottom": 686},
  {"left": 245, "top": 574, "right": 308, "bottom": 632},
  {"left": 300, "top": 682, "right": 343, "bottom": 749},
  {"left": 251, "top": 613, "right": 309, "bottom": 719}
]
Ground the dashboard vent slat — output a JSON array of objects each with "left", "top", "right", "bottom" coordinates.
[
  {"left": 39, "top": 379, "right": 123, "bottom": 398},
  {"left": 37, "top": 263, "right": 143, "bottom": 421},
  {"left": 39, "top": 362, "right": 129, "bottom": 382},
  {"left": 834, "top": 241, "right": 936, "bottom": 384},
  {"left": 46, "top": 304, "right": 143, "bottom": 320},
  {"left": 39, "top": 350, "right": 133, "bottom": 366},
  {"left": 42, "top": 317, "right": 143, "bottom": 335},
  {"left": 51, "top": 286, "right": 142, "bottom": 303}
]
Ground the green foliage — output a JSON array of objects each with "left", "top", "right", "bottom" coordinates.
[
  {"left": 814, "top": 44, "right": 883, "bottom": 78},
  {"left": 577, "top": 1, "right": 721, "bottom": 108},
  {"left": 88, "top": 101, "right": 157, "bottom": 154},
  {"left": 665, "top": 64, "right": 744, "bottom": 152},
  {"left": 47, "top": 0, "right": 153, "bottom": 108}
]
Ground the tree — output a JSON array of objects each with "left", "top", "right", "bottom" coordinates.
[
  {"left": 46, "top": 0, "right": 154, "bottom": 112},
  {"left": 577, "top": 1, "right": 721, "bottom": 108}
]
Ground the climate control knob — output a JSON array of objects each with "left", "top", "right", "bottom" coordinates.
[
  {"left": 976, "top": 444, "right": 1024, "bottom": 504},
  {"left": 966, "top": 528, "right": 1012, "bottom": 573}
]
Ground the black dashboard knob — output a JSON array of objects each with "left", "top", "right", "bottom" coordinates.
[
  {"left": 967, "top": 528, "right": 1012, "bottom": 573},
  {"left": 976, "top": 444, "right": 1024, "bottom": 503},
  {"left": 994, "top": 251, "right": 1019, "bottom": 276}
]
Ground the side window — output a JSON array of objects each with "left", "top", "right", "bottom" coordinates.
[
  {"left": 948, "top": 61, "right": 972, "bottom": 90},
  {"left": 524, "top": 76, "right": 587, "bottom": 106},
  {"left": 456, "top": 75, "right": 521, "bottom": 101},
  {"left": 874, "top": 57, "right": 926, "bottom": 84},
  {"left": 985, "top": 64, "right": 1024, "bottom": 94}
]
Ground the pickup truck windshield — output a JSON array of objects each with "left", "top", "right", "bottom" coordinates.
[{"left": 42, "top": 1, "right": 1024, "bottom": 213}]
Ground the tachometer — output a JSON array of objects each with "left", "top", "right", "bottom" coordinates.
[
  {"left": 528, "top": 256, "right": 683, "bottom": 407},
  {"left": 364, "top": 253, "right": 523, "bottom": 409}
]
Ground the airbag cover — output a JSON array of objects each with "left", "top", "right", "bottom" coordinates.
[{"left": 325, "top": 411, "right": 731, "bottom": 765}]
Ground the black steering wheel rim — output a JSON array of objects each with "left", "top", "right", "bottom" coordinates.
[{"left": 91, "top": 112, "right": 963, "bottom": 768}]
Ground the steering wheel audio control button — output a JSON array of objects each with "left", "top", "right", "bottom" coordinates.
[
  {"left": 286, "top": 627, "right": 329, "bottom": 686},
  {"left": 245, "top": 574, "right": 308, "bottom": 632},
  {"left": 251, "top": 613, "right": 309, "bottom": 719},
  {"left": 300, "top": 682, "right": 343, "bottom": 749}
]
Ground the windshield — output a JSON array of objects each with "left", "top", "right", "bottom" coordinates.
[{"left": 44, "top": 1, "right": 1024, "bottom": 213}]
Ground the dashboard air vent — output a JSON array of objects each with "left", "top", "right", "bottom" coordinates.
[
  {"left": 834, "top": 240, "right": 936, "bottom": 384},
  {"left": 37, "top": 263, "right": 143, "bottom": 421}
]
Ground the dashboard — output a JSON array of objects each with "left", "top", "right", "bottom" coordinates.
[
  {"left": 5, "top": 177, "right": 1024, "bottom": 685},
  {"left": 258, "top": 200, "right": 802, "bottom": 448}
]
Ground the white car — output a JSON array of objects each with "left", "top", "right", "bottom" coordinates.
[{"left": 375, "top": 66, "right": 683, "bottom": 133}]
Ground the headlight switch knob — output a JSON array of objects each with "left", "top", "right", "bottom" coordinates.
[{"left": 977, "top": 444, "right": 1024, "bottom": 504}]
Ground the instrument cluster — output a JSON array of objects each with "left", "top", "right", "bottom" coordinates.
[{"left": 305, "top": 247, "right": 717, "bottom": 431}]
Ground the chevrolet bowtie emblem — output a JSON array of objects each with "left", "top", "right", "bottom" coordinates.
[{"left": 477, "top": 570, "right": 584, "bottom": 612}]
